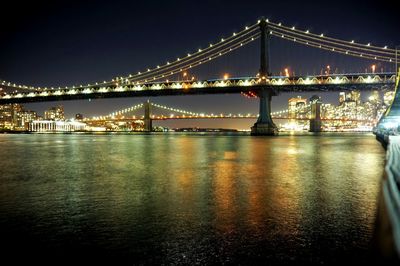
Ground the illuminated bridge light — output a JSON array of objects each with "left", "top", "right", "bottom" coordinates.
[
  {"left": 115, "top": 87, "right": 127, "bottom": 92},
  {"left": 171, "top": 83, "right": 183, "bottom": 89}
]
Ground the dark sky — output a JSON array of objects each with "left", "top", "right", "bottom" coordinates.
[{"left": 0, "top": 0, "right": 399, "bottom": 129}]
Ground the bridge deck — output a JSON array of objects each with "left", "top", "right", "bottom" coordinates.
[{"left": 0, "top": 74, "right": 395, "bottom": 104}]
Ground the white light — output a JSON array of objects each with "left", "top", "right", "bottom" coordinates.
[
  {"left": 367, "top": 43, "right": 371, "bottom": 46},
  {"left": 320, "top": 33, "right": 324, "bottom": 37},
  {"left": 278, "top": 22, "right": 282, "bottom": 26},
  {"left": 384, "top": 46, "right": 388, "bottom": 49},
  {"left": 292, "top": 26, "right": 295, "bottom": 30},
  {"left": 306, "top": 30, "right": 309, "bottom": 33},
  {"left": 351, "top": 40, "right": 354, "bottom": 43}
]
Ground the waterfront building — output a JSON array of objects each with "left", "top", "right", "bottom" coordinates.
[
  {"left": 0, "top": 104, "right": 36, "bottom": 130},
  {"left": 44, "top": 105, "right": 65, "bottom": 121}
]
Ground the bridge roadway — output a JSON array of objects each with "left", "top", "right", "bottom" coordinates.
[
  {"left": 86, "top": 116, "right": 374, "bottom": 123},
  {"left": 0, "top": 73, "right": 395, "bottom": 104}
]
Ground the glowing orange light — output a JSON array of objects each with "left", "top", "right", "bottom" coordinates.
[
  {"left": 371, "top": 64, "right": 376, "bottom": 73},
  {"left": 284, "top": 68, "right": 289, "bottom": 77},
  {"left": 223, "top": 73, "right": 229, "bottom": 80}
]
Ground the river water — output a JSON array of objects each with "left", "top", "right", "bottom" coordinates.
[{"left": 0, "top": 133, "right": 386, "bottom": 264}]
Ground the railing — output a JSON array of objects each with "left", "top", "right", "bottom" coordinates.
[{"left": 383, "top": 136, "right": 400, "bottom": 256}]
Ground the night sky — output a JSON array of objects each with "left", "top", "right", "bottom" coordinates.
[{"left": 1, "top": 0, "right": 399, "bottom": 129}]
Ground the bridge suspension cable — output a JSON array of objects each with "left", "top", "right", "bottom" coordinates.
[
  {"left": 268, "top": 25, "right": 395, "bottom": 56},
  {"left": 270, "top": 31, "right": 395, "bottom": 63},
  {"left": 266, "top": 20, "right": 396, "bottom": 52},
  {"left": 266, "top": 20, "right": 396, "bottom": 63},
  {"left": 106, "top": 103, "right": 144, "bottom": 118},
  {"left": 131, "top": 33, "right": 260, "bottom": 84},
  {"left": 0, "top": 23, "right": 259, "bottom": 92},
  {"left": 124, "top": 25, "right": 259, "bottom": 83}
]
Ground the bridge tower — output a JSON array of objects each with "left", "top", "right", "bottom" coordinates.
[
  {"left": 376, "top": 68, "right": 400, "bottom": 137},
  {"left": 144, "top": 100, "right": 152, "bottom": 132},
  {"left": 251, "top": 18, "right": 278, "bottom": 136},
  {"left": 309, "top": 96, "right": 322, "bottom": 132}
]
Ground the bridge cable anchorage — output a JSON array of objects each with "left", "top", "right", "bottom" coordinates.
[
  {"left": 266, "top": 20, "right": 396, "bottom": 53},
  {"left": 271, "top": 31, "right": 395, "bottom": 63}
]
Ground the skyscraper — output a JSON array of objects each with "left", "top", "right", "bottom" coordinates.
[{"left": 44, "top": 106, "right": 65, "bottom": 121}]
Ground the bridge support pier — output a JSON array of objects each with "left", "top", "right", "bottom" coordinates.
[
  {"left": 144, "top": 100, "right": 152, "bottom": 132},
  {"left": 251, "top": 88, "right": 278, "bottom": 136},
  {"left": 376, "top": 68, "right": 400, "bottom": 138},
  {"left": 309, "top": 97, "right": 322, "bottom": 132}
]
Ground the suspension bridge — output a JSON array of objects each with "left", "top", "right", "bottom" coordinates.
[
  {"left": 0, "top": 18, "right": 398, "bottom": 135},
  {"left": 83, "top": 100, "right": 376, "bottom": 132}
]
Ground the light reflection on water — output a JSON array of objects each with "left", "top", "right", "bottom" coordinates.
[{"left": 0, "top": 133, "right": 385, "bottom": 264}]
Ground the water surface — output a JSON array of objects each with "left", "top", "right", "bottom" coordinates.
[{"left": 0, "top": 133, "right": 385, "bottom": 264}]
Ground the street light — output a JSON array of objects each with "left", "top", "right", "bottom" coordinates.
[
  {"left": 284, "top": 68, "right": 289, "bottom": 77},
  {"left": 371, "top": 64, "right": 376, "bottom": 74},
  {"left": 223, "top": 73, "right": 229, "bottom": 80}
]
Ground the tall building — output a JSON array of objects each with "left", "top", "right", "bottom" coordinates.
[
  {"left": 288, "top": 96, "right": 307, "bottom": 119},
  {"left": 351, "top": 90, "right": 361, "bottom": 105},
  {"left": 339, "top": 92, "right": 346, "bottom": 105},
  {"left": 44, "top": 106, "right": 65, "bottom": 121},
  {"left": 0, "top": 104, "right": 36, "bottom": 130},
  {"left": 369, "top": 90, "right": 381, "bottom": 104},
  {"left": 16, "top": 110, "right": 37, "bottom": 130},
  {"left": 288, "top": 96, "right": 308, "bottom": 130},
  {"left": 339, "top": 90, "right": 360, "bottom": 105},
  {"left": 384, "top": 91, "right": 395, "bottom": 106},
  {"left": 0, "top": 104, "right": 14, "bottom": 129}
]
